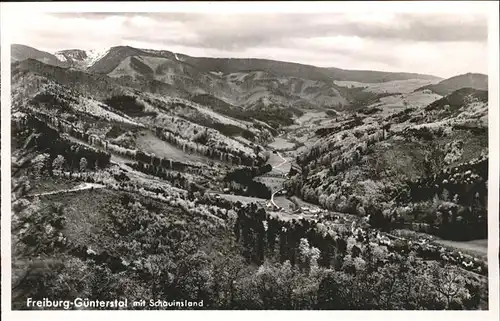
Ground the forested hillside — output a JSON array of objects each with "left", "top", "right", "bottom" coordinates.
[{"left": 10, "top": 43, "right": 489, "bottom": 311}]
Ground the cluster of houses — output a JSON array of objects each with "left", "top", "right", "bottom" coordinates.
[
  {"left": 266, "top": 200, "right": 327, "bottom": 217},
  {"left": 298, "top": 206, "right": 323, "bottom": 215}
]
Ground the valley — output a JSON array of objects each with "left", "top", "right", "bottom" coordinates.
[{"left": 10, "top": 43, "right": 490, "bottom": 310}]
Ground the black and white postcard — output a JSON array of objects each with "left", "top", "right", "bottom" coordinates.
[{"left": 1, "top": 2, "right": 499, "bottom": 321}]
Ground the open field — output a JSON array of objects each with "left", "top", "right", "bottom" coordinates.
[
  {"left": 272, "top": 196, "right": 295, "bottom": 210},
  {"left": 368, "top": 91, "right": 443, "bottom": 117},
  {"left": 295, "top": 111, "right": 329, "bottom": 125},
  {"left": 135, "top": 130, "right": 209, "bottom": 163},
  {"left": 433, "top": 239, "right": 488, "bottom": 258},
  {"left": 334, "top": 78, "right": 440, "bottom": 94},
  {"left": 268, "top": 137, "right": 295, "bottom": 151}
]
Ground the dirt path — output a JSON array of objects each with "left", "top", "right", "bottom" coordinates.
[
  {"left": 266, "top": 145, "right": 289, "bottom": 209},
  {"left": 28, "top": 183, "right": 106, "bottom": 197},
  {"left": 274, "top": 152, "right": 288, "bottom": 169}
]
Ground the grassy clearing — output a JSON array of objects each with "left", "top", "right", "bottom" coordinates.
[
  {"left": 433, "top": 239, "right": 488, "bottom": 258},
  {"left": 368, "top": 91, "right": 442, "bottom": 117},
  {"left": 268, "top": 137, "right": 295, "bottom": 151},
  {"left": 391, "top": 229, "right": 488, "bottom": 260},
  {"left": 135, "top": 130, "right": 209, "bottom": 164},
  {"left": 334, "top": 79, "right": 440, "bottom": 94},
  {"left": 294, "top": 111, "right": 328, "bottom": 125},
  {"left": 273, "top": 196, "right": 295, "bottom": 210}
]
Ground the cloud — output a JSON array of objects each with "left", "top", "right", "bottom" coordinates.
[
  {"left": 50, "top": 12, "right": 487, "bottom": 49},
  {"left": 8, "top": 11, "right": 489, "bottom": 78}
]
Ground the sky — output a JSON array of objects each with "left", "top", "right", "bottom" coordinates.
[{"left": 5, "top": 9, "right": 490, "bottom": 78}]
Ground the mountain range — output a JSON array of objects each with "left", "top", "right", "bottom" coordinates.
[
  {"left": 12, "top": 43, "right": 441, "bottom": 82},
  {"left": 11, "top": 44, "right": 448, "bottom": 112},
  {"left": 415, "top": 72, "right": 488, "bottom": 96},
  {"left": 10, "top": 43, "right": 489, "bottom": 128}
]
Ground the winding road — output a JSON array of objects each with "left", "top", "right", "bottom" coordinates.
[
  {"left": 269, "top": 152, "right": 288, "bottom": 209},
  {"left": 270, "top": 189, "right": 283, "bottom": 209}
]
